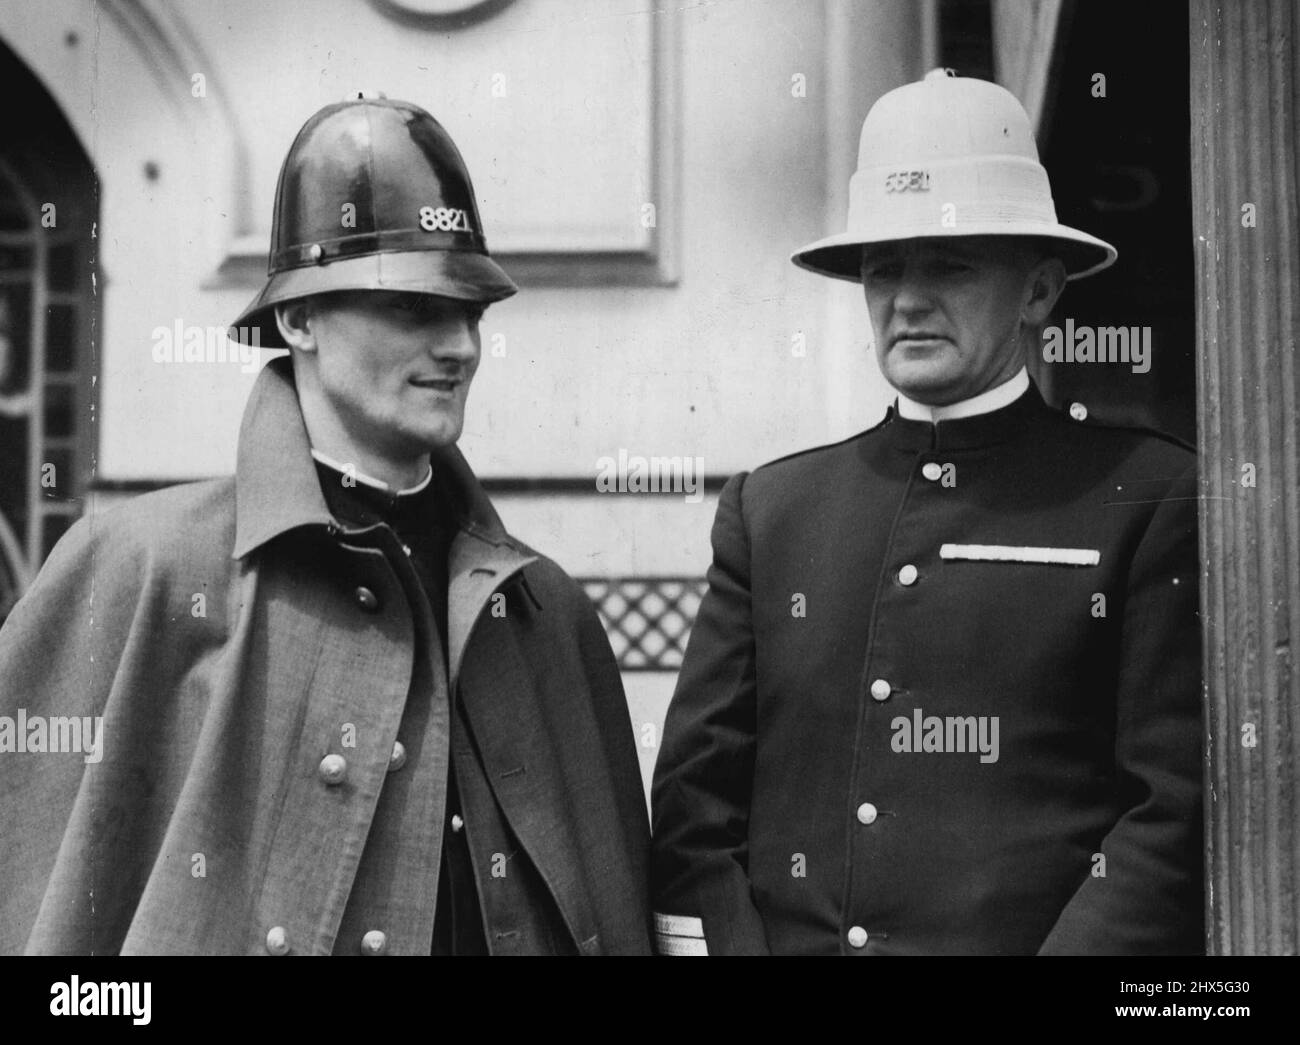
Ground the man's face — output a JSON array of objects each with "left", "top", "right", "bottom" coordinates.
[
  {"left": 301, "top": 290, "right": 484, "bottom": 456},
  {"left": 860, "top": 236, "right": 1046, "bottom": 405}
]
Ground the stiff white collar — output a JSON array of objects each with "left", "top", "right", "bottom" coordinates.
[
  {"left": 310, "top": 448, "right": 433, "bottom": 495},
  {"left": 895, "top": 367, "right": 1029, "bottom": 423}
]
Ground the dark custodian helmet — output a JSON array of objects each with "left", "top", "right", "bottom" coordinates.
[{"left": 229, "top": 94, "right": 517, "bottom": 348}]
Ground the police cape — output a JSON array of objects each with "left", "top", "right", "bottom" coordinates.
[{"left": 0, "top": 357, "right": 651, "bottom": 955}]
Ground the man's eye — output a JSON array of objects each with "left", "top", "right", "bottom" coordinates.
[
  {"left": 863, "top": 264, "right": 900, "bottom": 281},
  {"left": 390, "top": 297, "right": 484, "bottom": 323}
]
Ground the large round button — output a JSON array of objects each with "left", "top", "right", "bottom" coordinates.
[
  {"left": 857, "top": 802, "right": 878, "bottom": 825},
  {"left": 360, "top": 930, "right": 387, "bottom": 955},
  {"left": 354, "top": 586, "right": 379, "bottom": 611},
  {"left": 450, "top": 813, "right": 464, "bottom": 833},
  {"left": 869, "top": 678, "right": 891, "bottom": 702},
  {"left": 898, "top": 564, "right": 918, "bottom": 586},
  {"left": 265, "top": 926, "right": 291, "bottom": 955},
  {"left": 847, "top": 926, "right": 869, "bottom": 948},
  {"left": 388, "top": 741, "right": 407, "bottom": 773},
  {"left": 319, "top": 753, "right": 348, "bottom": 786},
  {"left": 1069, "top": 402, "right": 1088, "bottom": 422},
  {"left": 921, "top": 462, "right": 943, "bottom": 482}
]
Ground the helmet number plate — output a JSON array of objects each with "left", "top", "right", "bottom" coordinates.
[
  {"left": 883, "top": 170, "right": 931, "bottom": 193},
  {"left": 419, "top": 205, "right": 473, "bottom": 232}
]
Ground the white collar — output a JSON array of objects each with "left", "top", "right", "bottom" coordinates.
[
  {"left": 310, "top": 448, "right": 433, "bottom": 496},
  {"left": 895, "top": 367, "right": 1029, "bottom": 423}
]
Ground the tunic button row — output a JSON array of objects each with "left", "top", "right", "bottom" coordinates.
[
  {"left": 388, "top": 741, "right": 407, "bottom": 773},
  {"left": 847, "top": 926, "right": 869, "bottom": 949},
  {"left": 869, "top": 678, "right": 891, "bottom": 702},
  {"left": 897, "top": 564, "right": 918, "bottom": 586},
  {"left": 265, "top": 926, "right": 291, "bottom": 955},
  {"left": 857, "top": 802, "right": 878, "bottom": 825},
  {"left": 319, "top": 753, "right": 347, "bottom": 786},
  {"left": 354, "top": 585, "right": 379, "bottom": 612},
  {"left": 921, "top": 461, "right": 943, "bottom": 482},
  {"left": 360, "top": 930, "right": 388, "bottom": 955}
]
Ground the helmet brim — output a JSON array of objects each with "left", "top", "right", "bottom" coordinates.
[
  {"left": 228, "top": 249, "right": 518, "bottom": 348},
  {"left": 790, "top": 224, "right": 1117, "bottom": 283}
]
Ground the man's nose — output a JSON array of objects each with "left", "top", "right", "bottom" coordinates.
[
  {"left": 431, "top": 317, "right": 479, "bottom": 362},
  {"left": 891, "top": 272, "right": 934, "bottom": 316}
]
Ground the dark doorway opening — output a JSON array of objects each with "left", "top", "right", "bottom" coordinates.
[{"left": 1034, "top": 0, "right": 1196, "bottom": 444}]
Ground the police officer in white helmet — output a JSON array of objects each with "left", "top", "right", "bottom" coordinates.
[{"left": 651, "top": 70, "right": 1201, "bottom": 956}]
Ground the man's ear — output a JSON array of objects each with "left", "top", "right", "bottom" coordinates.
[
  {"left": 1021, "top": 255, "right": 1067, "bottom": 327},
  {"left": 274, "top": 298, "right": 317, "bottom": 353}
]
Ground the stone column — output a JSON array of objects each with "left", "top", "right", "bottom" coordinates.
[{"left": 1190, "top": 0, "right": 1300, "bottom": 955}]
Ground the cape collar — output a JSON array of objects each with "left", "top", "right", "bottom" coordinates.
[{"left": 232, "top": 355, "right": 512, "bottom": 559}]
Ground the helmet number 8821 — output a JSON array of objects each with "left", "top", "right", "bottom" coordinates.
[{"left": 419, "top": 206, "right": 472, "bottom": 232}]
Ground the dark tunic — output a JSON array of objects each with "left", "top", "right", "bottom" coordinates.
[
  {"left": 651, "top": 384, "right": 1203, "bottom": 955},
  {"left": 313, "top": 458, "right": 486, "bottom": 955}
]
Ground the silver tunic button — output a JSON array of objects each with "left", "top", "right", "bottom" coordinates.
[
  {"left": 847, "top": 926, "right": 869, "bottom": 948},
  {"left": 265, "top": 926, "right": 291, "bottom": 955},
  {"left": 319, "top": 753, "right": 347, "bottom": 786},
  {"left": 921, "top": 461, "right": 943, "bottom": 481},
  {"left": 857, "top": 802, "right": 878, "bottom": 825},
  {"left": 898, "top": 564, "right": 918, "bottom": 586},
  {"left": 388, "top": 741, "right": 406, "bottom": 773},
  {"left": 360, "top": 930, "right": 387, "bottom": 955},
  {"left": 1069, "top": 401, "right": 1088, "bottom": 421},
  {"left": 451, "top": 813, "right": 464, "bottom": 833},
  {"left": 869, "top": 678, "right": 891, "bottom": 702}
]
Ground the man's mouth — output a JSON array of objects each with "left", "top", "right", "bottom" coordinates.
[
  {"left": 409, "top": 376, "right": 461, "bottom": 393},
  {"left": 891, "top": 331, "right": 949, "bottom": 347}
]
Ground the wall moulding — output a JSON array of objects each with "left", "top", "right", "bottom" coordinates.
[{"left": 209, "top": 2, "right": 681, "bottom": 290}]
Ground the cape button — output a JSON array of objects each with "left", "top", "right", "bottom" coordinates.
[
  {"left": 319, "top": 753, "right": 348, "bottom": 786},
  {"left": 921, "top": 461, "right": 943, "bottom": 482},
  {"left": 388, "top": 741, "right": 407, "bottom": 773},
  {"left": 354, "top": 586, "right": 379, "bottom": 612},
  {"left": 265, "top": 926, "right": 291, "bottom": 956}
]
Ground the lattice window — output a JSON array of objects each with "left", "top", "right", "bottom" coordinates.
[
  {"left": 581, "top": 576, "right": 708, "bottom": 672},
  {"left": 0, "top": 157, "right": 89, "bottom": 616}
]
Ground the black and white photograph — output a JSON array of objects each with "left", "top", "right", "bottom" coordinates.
[{"left": 0, "top": 0, "right": 1292, "bottom": 1023}]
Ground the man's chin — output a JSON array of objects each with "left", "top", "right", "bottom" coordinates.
[
  {"left": 883, "top": 365, "right": 964, "bottom": 406},
  {"left": 387, "top": 418, "right": 463, "bottom": 455}
]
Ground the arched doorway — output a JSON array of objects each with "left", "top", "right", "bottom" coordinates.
[{"left": 0, "top": 38, "right": 97, "bottom": 623}]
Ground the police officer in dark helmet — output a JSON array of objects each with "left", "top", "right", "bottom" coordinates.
[
  {"left": 650, "top": 71, "right": 1202, "bottom": 956},
  {"left": 0, "top": 95, "right": 652, "bottom": 955}
]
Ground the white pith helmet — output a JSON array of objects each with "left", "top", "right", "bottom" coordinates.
[{"left": 791, "top": 68, "right": 1117, "bottom": 281}]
